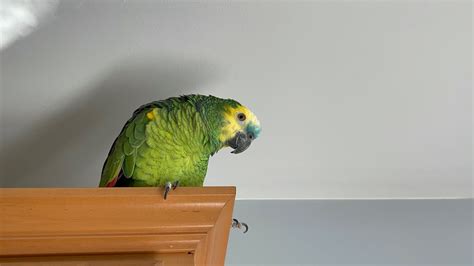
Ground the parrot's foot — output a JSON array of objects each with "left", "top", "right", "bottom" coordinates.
[
  {"left": 163, "top": 181, "right": 180, "bottom": 200},
  {"left": 232, "top": 218, "right": 249, "bottom": 233},
  {"left": 163, "top": 182, "right": 172, "bottom": 200},
  {"left": 172, "top": 180, "right": 180, "bottom": 190}
]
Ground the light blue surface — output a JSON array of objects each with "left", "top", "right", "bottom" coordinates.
[{"left": 226, "top": 199, "right": 472, "bottom": 266}]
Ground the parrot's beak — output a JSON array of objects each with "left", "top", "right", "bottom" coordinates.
[{"left": 228, "top": 131, "right": 252, "bottom": 154}]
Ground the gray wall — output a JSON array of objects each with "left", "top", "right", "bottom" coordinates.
[
  {"left": 226, "top": 199, "right": 473, "bottom": 266},
  {"left": 0, "top": 1, "right": 471, "bottom": 199}
]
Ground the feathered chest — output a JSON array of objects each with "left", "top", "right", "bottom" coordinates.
[{"left": 131, "top": 107, "right": 214, "bottom": 186}]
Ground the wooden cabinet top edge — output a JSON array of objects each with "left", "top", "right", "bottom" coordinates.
[{"left": 0, "top": 186, "right": 236, "bottom": 197}]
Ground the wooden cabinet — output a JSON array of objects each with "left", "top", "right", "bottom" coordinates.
[{"left": 0, "top": 187, "right": 236, "bottom": 265}]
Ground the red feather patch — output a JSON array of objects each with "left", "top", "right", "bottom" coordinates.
[{"left": 106, "top": 176, "right": 118, "bottom": 187}]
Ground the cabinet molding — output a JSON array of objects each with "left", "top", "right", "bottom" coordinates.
[{"left": 0, "top": 187, "right": 236, "bottom": 265}]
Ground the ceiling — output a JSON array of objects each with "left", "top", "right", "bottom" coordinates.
[{"left": 1, "top": 1, "right": 471, "bottom": 198}]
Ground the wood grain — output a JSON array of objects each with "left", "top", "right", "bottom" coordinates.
[
  {"left": 0, "top": 187, "right": 236, "bottom": 266},
  {"left": 0, "top": 253, "right": 194, "bottom": 266}
]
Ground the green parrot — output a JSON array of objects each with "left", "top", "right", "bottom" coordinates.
[{"left": 99, "top": 94, "right": 261, "bottom": 200}]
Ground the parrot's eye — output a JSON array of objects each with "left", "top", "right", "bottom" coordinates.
[{"left": 237, "top": 113, "right": 246, "bottom": 121}]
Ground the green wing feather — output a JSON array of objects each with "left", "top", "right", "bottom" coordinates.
[{"left": 99, "top": 106, "right": 152, "bottom": 187}]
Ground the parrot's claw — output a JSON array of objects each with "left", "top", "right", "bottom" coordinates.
[
  {"left": 163, "top": 181, "right": 179, "bottom": 200},
  {"left": 232, "top": 218, "right": 249, "bottom": 233},
  {"left": 163, "top": 182, "right": 172, "bottom": 200},
  {"left": 172, "top": 180, "right": 180, "bottom": 190}
]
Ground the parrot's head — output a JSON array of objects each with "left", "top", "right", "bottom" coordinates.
[{"left": 219, "top": 101, "right": 261, "bottom": 154}]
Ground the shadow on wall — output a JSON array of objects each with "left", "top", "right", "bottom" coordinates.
[{"left": 1, "top": 57, "right": 219, "bottom": 187}]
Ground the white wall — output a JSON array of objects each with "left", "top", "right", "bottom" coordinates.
[{"left": 0, "top": 1, "right": 471, "bottom": 199}]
